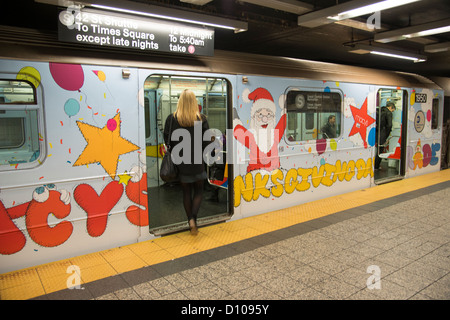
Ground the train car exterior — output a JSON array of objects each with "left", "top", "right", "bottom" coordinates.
[
  {"left": 232, "top": 75, "right": 443, "bottom": 220},
  {"left": 0, "top": 49, "right": 444, "bottom": 273}
]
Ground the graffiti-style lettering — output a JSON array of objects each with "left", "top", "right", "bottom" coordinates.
[
  {"left": 234, "top": 158, "right": 374, "bottom": 207},
  {"left": 322, "top": 163, "right": 336, "bottom": 187},
  {"left": 422, "top": 143, "right": 432, "bottom": 168},
  {"left": 408, "top": 142, "right": 441, "bottom": 170},
  {"left": 335, "top": 160, "right": 347, "bottom": 182},
  {"left": 430, "top": 143, "right": 440, "bottom": 166},
  {"left": 125, "top": 171, "right": 149, "bottom": 227},
  {"left": 26, "top": 190, "right": 72, "bottom": 247},
  {"left": 0, "top": 201, "right": 28, "bottom": 255},
  {"left": 253, "top": 173, "right": 270, "bottom": 200},
  {"left": 234, "top": 173, "right": 254, "bottom": 207},
  {"left": 311, "top": 165, "right": 325, "bottom": 188},
  {"left": 270, "top": 169, "right": 284, "bottom": 198},
  {"left": 296, "top": 168, "right": 312, "bottom": 192},
  {"left": 345, "top": 160, "right": 356, "bottom": 181},
  {"left": 285, "top": 169, "right": 298, "bottom": 194},
  {"left": 74, "top": 181, "right": 123, "bottom": 237},
  {"left": 1, "top": 173, "right": 151, "bottom": 255},
  {"left": 356, "top": 158, "right": 367, "bottom": 180}
]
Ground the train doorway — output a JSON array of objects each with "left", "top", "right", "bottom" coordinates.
[
  {"left": 143, "top": 74, "right": 230, "bottom": 235},
  {"left": 374, "top": 88, "right": 408, "bottom": 184}
]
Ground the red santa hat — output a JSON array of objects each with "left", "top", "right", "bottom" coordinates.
[{"left": 243, "top": 87, "right": 277, "bottom": 116}]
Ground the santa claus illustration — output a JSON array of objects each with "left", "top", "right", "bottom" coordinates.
[{"left": 234, "top": 87, "right": 286, "bottom": 173}]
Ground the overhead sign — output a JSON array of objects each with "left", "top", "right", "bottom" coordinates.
[{"left": 58, "top": 7, "right": 214, "bottom": 56}]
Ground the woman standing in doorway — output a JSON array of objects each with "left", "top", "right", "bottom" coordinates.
[{"left": 164, "top": 89, "right": 211, "bottom": 235}]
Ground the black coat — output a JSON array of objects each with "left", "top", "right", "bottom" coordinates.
[
  {"left": 321, "top": 122, "right": 337, "bottom": 139},
  {"left": 163, "top": 113, "right": 210, "bottom": 176},
  {"left": 378, "top": 106, "right": 393, "bottom": 145}
]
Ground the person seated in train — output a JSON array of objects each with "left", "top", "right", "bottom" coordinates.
[{"left": 321, "top": 115, "right": 337, "bottom": 139}]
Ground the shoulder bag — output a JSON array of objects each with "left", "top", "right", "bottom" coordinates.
[{"left": 160, "top": 115, "right": 179, "bottom": 182}]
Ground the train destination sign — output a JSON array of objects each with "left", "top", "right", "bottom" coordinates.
[{"left": 58, "top": 7, "right": 214, "bottom": 56}]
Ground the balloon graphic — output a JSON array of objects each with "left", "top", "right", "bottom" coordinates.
[
  {"left": 330, "top": 139, "right": 337, "bottom": 150},
  {"left": 93, "top": 70, "right": 106, "bottom": 82},
  {"left": 410, "top": 91, "right": 416, "bottom": 106},
  {"left": 316, "top": 139, "right": 327, "bottom": 155},
  {"left": 49, "top": 62, "right": 84, "bottom": 91},
  {"left": 368, "top": 127, "right": 376, "bottom": 147},
  {"left": 16, "top": 66, "right": 41, "bottom": 88},
  {"left": 426, "top": 109, "right": 432, "bottom": 122},
  {"left": 107, "top": 118, "right": 117, "bottom": 131},
  {"left": 64, "top": 98, "right": 80, "bottom": 117}
]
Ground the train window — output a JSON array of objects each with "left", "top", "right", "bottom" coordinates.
[
  {"left": 0, "top": 80, "right": 36, "bottom": 104},
  {"left": 432, "top": 98, "right": 439, "bottom": 130},
  {"left": 285, "top": 90, "right": 341, "bottom": 142},
  {"left": 0, "top": 117, "right": 25, "bottom": 148},
  {"left": 144, "top": 75, "right": 228, "bottom": 134},
  {"left": 0, "top": 79, "right": 42, "bottom": 169},
  {"left": 144, "top": 96, "right": 151, "bottom": 139}
]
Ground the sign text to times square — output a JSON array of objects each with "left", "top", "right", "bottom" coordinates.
[{"left": 58, "top": 7, "right": 214, "bottom": 56}]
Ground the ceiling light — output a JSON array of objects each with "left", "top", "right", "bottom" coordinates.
[
  {"left": 298, "top": 0, "right": 421, "bottom": 28},
  {"left": 35, "top": 0, "right": 247, "bottom": 32},
  {"left": 414, "top": 26, "right": 450, "bottom": 37},
  {"left": 370, "top": 51, "right": 426, "bottom": 62},
  {"left": 374, "top": 18, "right": 450, "bottom": 43},
  {"left": 348, "top": 44, "right": 427, "bottom": 62},
  {"left": 424, "top": 41, "right": 450, "bottom": 53},
  {"left": 327, "top": 0, "right": 420, "bottom": 21},
  {"left": 90, "top": 3, "right": 247, "bottom": 32}
]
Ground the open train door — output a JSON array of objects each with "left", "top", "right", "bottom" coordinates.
[
  {"left": 141, "top": 72, "right": 231, "bottom": 235},
  {"left": 374, "top": 88, "right": 408, "bottom": 184}
]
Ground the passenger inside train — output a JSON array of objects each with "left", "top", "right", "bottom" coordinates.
[
  {"left": 144, "top": 75, "right": 228, "bottom": 235},
  {"left": 321, "top": 115, "right": 337, "bottom": 139}
]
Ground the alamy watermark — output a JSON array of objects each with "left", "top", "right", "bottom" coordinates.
[
  {"left": 66, "top": 265, "right": 83, "bottom": 290},
  {"left": 168, "top": 123, "right": 281, "bottom": 168},
  {"left": 366, "top": 11, "right": 381, "bottom": 30},
  {"left": 366, "top": 265, "right": 381, "bottom": 290}
]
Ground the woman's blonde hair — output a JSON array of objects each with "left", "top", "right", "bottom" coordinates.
[{"left": 174, "top": 89, "right": 202, "bottom": 127}]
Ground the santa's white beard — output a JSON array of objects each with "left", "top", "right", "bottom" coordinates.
[{"left": 253, "top": 121, "right": 276, "bottom": 153}]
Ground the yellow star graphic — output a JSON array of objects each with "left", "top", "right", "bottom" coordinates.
[
  {"left": 73, "top": 113, "right": 139, "bottom": 179},
  {"left": 118, "top": 171, "right": 132, "bottom": 185}
]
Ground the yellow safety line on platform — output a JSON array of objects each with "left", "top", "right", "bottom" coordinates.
[{"left": 1, "top": 169, "right": 449, "bottom": 300}]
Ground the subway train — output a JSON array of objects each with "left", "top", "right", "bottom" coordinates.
[{"left": 0, "top": 33, "right": 444, "bottom": 273}]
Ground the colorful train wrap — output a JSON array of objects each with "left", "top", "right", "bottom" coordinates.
[{"left": 0, "top": 48, "right": 444, "bottom": 273}]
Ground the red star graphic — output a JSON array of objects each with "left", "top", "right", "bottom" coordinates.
[{"left": 349, "top": 97, "right": 375, "bottom": 148}]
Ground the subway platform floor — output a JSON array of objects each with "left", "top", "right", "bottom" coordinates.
[{"left": 1, "top": 170, "right": 449, "bottom": 302}]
